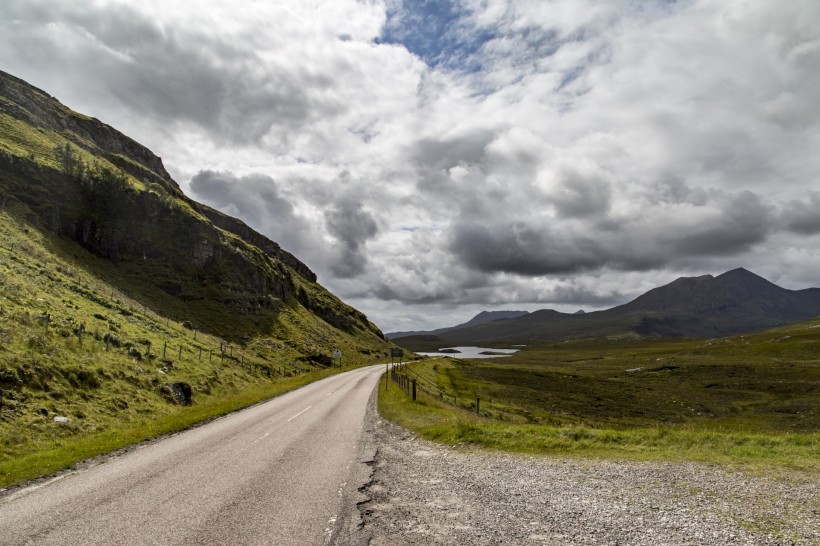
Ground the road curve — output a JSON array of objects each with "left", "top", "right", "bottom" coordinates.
[{"left": 0, "top": 365, "right": 385, "bottom": 545}]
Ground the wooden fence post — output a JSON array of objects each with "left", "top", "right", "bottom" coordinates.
[{"left": 476, "top": 397, "right": 480, "bottom": 415}]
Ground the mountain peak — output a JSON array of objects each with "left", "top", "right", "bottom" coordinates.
[
  {"left": 715, "top": 267, "right": 779, "bottom": 291},
  {"left": 717, "top": 267, "right": 758, "bottom": 280}
]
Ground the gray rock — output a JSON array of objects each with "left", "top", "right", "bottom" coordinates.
[{"left": 164, "top": 382, "right": 192, "bottom": 405}]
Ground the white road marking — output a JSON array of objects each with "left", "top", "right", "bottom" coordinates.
[{"left": 286, "top": 405, "right": 313, "bottom": 422}]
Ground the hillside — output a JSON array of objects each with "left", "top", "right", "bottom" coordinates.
[
  {"left": 395, "top": 269, "right": 820, "bottom": 349},
  {"left": 0, "top": 70, "right": 392, "bottom": 484},
  {"left": 387, "top": 310, "right": 529, "bottom": 340}
]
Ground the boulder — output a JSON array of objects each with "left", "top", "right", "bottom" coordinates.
[{"left": 164, "top": 382, "right": 193, "bottom": 405}]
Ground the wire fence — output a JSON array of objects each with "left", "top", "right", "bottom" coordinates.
[
  {"left": 0, "top": 241, "right": 335, "bottom": 379},
  {"left": 389, "top": 361, "right": 484, "bottom": 415}
]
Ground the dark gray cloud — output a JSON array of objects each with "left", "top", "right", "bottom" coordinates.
[
  {"left": 780, "top": 191, "right": 820, "bottom": 235},
  {"left": 549, "top": 167, "right": 612, "bottom": 219},
  {"left": 191, "top": 171, "right": 296, "bottom": 225},
  {"left": 413, "top": 130, "right": 496, "bottom": 170},
  {"left": 649, "top": 178, "right": 708, "bottom": 206},
  {"left": 324, "top": 198, "right": 379, "bottom": 278},
  {"left": 663, "top": 191, "right": 774, "bottom": 256},
  {"left": 545, "top": 284, "right": 624, "bottom": 307},
  {"left": 189, "top": 170, "right": 315, "bottom": 257},
  {"left": 447, "top": 188, "right": 775, "bottom": 278},
  {"left": 449, "top": 221, "right": 607, "bottom": 276}
]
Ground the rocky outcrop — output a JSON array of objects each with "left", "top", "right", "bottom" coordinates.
[{"left": 199, "top": 205, "right": 317, "bottom": 283}]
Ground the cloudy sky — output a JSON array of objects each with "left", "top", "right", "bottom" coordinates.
[{"left": 2, "top": 0, "right": 819, "bottom": 332}]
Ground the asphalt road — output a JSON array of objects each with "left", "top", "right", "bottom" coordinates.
[{"left": 0, "top": 365, "right": 385, "bottom": 545}]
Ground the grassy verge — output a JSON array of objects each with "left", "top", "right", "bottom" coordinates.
[
  {"left": 377, "top": 366, "right": 819, "bottom": 474},
  {"left": 1, "top": 367, "right": 343, "bottom": 488}
]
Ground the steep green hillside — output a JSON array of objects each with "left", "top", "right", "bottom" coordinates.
[{"left": 0, "top": 70, "right": 392, "bottom": 486}]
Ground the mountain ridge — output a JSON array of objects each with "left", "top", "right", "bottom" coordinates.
[{"left": 393, "top": 268, "right": 820, "bottom": 348}]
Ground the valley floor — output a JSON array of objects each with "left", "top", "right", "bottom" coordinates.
[{"left": 358, "top": 418, "right": 819, "bottom": 545}]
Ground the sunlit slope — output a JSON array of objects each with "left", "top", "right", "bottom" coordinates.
[{"left": 0, "top": 69, "right": 393, "bottom": 485}]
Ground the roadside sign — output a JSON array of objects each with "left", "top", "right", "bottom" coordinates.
[
  {"left": 391, "top": 348, "right": 403, "bottom": 358},
  {"left": 333, "top": 349, "right": 342, "bottom": 359}
]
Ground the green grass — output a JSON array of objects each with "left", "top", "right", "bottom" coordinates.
[
  {"left": 379, "top": 326, "right": 820, "bottom": 473},
  {"left": 379, "top": 377, "right": 819, "bottom": 472},
  {"left": 1, "top": 367, "right": 341, "bottom": 488}
]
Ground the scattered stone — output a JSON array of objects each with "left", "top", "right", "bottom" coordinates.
[
  {"left": 53, "top": 416, "right": 70, "bottom": 423},
  {"left": 359, "top": 419, "right": 819, "bottom": 545}
]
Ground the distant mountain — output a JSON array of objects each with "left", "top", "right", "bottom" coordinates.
[
  {"left": 387, "top": 310, "right": 529, "bottom": 340},
  {"left": 394, "top": 269, "right": 820, "bottom": 348}
]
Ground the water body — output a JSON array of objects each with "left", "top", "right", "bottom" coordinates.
[{"left": 417, "top": 346, "right": 520, "bottom": 359}]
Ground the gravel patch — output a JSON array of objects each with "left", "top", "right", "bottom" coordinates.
[{"left": 357, "top": 418, "right": 819, "bottom": 545}]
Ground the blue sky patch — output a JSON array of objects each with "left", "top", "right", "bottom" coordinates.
[{"left": 378, "top": 0, "right": 495, "bottom": 72}]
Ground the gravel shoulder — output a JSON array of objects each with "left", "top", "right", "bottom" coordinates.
[{"left": 357, "top": 417, "right": 819, "bottom": 545}]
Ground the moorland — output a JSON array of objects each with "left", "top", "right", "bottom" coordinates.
[{"left": 383, "top": 318, "right": 819, "bottom": 471}]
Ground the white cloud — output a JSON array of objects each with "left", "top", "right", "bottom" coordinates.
[{"left": 1, "top": 0, "right": 819, "bottom": 332}]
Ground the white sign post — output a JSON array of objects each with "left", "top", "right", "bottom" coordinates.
[{"left": 333, "top": 349, "right": 342, "bottom": 368}]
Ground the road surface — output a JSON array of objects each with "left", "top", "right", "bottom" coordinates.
[{"left": 0, "top": 365, "right": 384, "bottom": 545}]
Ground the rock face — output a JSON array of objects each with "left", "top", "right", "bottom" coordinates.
[{"left": 199, "top": 205, "right": 316, "bottom": 283}]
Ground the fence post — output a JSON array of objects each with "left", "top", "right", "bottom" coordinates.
[
  {"left": 412, "top": 379, "right": 417, "bottom": 401},
  {"left": 163, "top": 341, "right": 167, "bottom": 359},
  {"left": 476, "top": 397, "right": 480, "bottom": 415}
]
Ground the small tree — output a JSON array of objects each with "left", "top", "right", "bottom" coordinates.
[{"left": 54, "top": 143, "right": 82, "bottom": 179}]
